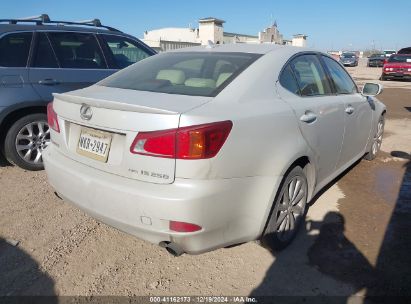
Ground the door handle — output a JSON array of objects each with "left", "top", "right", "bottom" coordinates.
[
  {"left": 38, "top": 79, "right": 59, "bottom": 86},
  {"left": 300, "top": 111, "right": 317, "bottom": 123},
  {"left": 345, "top": 105, "right": 355, "bottom": 114}
]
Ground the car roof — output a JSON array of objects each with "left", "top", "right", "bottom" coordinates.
[
  {"left": 168, "top": 43, "right": 315, "bottom": 55},
  {"left": 0, "top": 23, "right": 126, "bottom": 35}
]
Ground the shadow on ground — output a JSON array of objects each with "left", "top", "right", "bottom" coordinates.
[
  {"left": 0, "top": 155, "right": 10, "bottom": 167},
  {"left": 0, "top": 237, "right": 55, "bottom": 297},
  {"left": 251, "top": 152, "right": 411, "bottom": 303}
]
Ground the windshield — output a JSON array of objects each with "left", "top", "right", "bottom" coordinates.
[
  {"left": 99, "top": 52, "right": 261, "bottom": 97},
  {"left": 388, "top": 55, "right": 411, "bottom": 63}
]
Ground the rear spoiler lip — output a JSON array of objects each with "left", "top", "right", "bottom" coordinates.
[{"left": 52, "top": 92, "right": 179, "bottom": 115}]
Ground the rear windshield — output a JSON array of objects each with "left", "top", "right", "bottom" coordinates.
[
  {"left": 388, "top": 55, "right": 411, "bottom": 63},
  {"left": 99, "top": 52, "right": 261, "bottom": 97},
  {"left": 341, "top": 53, "right": 355, "bottom": 58},
  {"left": 370, "top": 54, "right": 385, "bottom": 58}
]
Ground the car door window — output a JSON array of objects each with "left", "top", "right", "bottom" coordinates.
[
  {"left": 101, "top": 35, "right": 150, "bottom": 69},
  {"left": 322, "top": 56, "right": 357, "bottom": 94},
  {"left": 0, "top": 32, "right": 32, "bottom": 67},
  {"left": 290, "top": 55, "right": 332, "bottom": 97},
  {"left": 279, "top": 64, "right": 300, "bottom": 95},
  {"left": 32, "top": 33, "right": 59, "bottom": 68},
  {"left": 48, "top": 32, "right": 106, "bottom": 69}
]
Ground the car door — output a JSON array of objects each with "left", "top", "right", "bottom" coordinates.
[
  {"left": 0, "top": 32, "right": 41, "bottom": 108},
  {"left": 320, "top": 55, "right": 373, "bottom": 168},
  {"left": 29, "top": 31, "right": 115, "bottom": 102},
  {"left": 98, "top": 34, "right": 154, "bottom": 69},
  {"left": 277, "top": 54, "right": 345, "bottom": 186}
]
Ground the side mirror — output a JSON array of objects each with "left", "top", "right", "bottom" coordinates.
[{"left": 362, "top": 83, "right": 383, "bottom": 97}]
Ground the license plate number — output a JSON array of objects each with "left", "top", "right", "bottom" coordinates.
[{"left": 77, "top": 128, "right": 112, "bottom": 162}]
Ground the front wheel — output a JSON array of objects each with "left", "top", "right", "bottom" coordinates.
[
  {"left": 3, "top": 113, "right": 50, "bottom": 171},
  {"left": 364, "top": 115, "right": 384, "bottom": 161},
  {"left": 261, "top": 166, "right": 308, "bottom": 250}
]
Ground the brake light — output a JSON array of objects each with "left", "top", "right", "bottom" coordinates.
[
  {"left": 169, "top": 221, "right": 202, "bottom": 232},
  {"left": 130, "top": 120, "right": 232, "bottom": 159},
  {"left": 47, "top": 102, "right": 60, "bottom": 133}
]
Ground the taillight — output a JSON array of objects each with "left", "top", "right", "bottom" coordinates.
[
  {"left": 130, "top": 120, "right": 232, "bottom": 159},
  {"left": 47, "top": 102, "right": 60, "bottom": 133},
  {"left": 169, "top": 221, "right": 202, "bottom": 232}
]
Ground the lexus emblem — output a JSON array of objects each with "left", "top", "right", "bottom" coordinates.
[{"left": 80, "top": 104, "right": 93, "bottom": 120}]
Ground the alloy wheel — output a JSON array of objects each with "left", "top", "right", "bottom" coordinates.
[
  {"left": 15, "top": 121, "right": 50, "bottom": 165},
  {"left": 275, "top": 175, "right": 307, "bottom": 242},
  {"left": 372, "top": 118, "right": 384, "bottom": 156}
]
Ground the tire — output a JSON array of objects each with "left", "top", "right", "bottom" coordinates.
[
  {"left": 260, "top": 166, "right": 308, "bottom": 251},
  {"left": 364, "top": 115, "right": 385, "bottom": 161},
  {"left": 3, "top": 113, "right": 50, "bottom": 171},
  {"left": 380, "top": 74, "right": 387, "bottom": 81}
]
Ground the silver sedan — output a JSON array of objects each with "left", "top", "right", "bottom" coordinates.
[{"left": 43, "top": 44, "right": 386, "bottom": 255}]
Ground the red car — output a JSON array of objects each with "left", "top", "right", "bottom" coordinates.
[{"left": 381, "top": 54, "right": 411, "bottom": 81}]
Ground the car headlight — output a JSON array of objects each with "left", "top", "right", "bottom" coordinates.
[{"left": 408, "top": 68, "right": 411, "bottom": 72}]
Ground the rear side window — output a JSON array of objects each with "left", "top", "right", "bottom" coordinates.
[
  {"left": 321, "top": 56, "right": 357, "bottom": 94},
  {"left": 0, "top": 32, "right": 32, "bottom": 67},
  {"left": 279, "top": 64, "right": 300, "bottom": 95},
  {"left": 99, "top": 52, "right": 261, "bottom": 97},
  {"left": 290, "top": 55, "right": 332, "bottom": 97},
  {"left": 48, "top": 32, "right": 106, "bottom": 69},
  {"left": 101, "top": 35, "right": 151, "bottom": 69},
  {"left": 388, "top": 55, "right": 411, "bottom": 63},
  {"left": 32, "top": 33, "right": 59, "bottom": 68}
]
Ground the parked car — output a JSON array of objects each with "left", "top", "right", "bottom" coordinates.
[
  {"left": 43, "top": 44, "right": 386, "bottom": 255},
  {"left": 0, "top": 14, "right": 156, "bottom": 170},
  {"left": 397, "top": 47, "right": 411, "bottom": 54},
  {"left": 367, "top": 53, "right": 385, "bottom": 67},
  {"left": 383, "top": 50, "right": 396, "bottom": 58},
  {"left": 339, "top": 52, "right": 358, "bottom": 66},
  {"left": 381, "top": 54, "right": 411, "bottom": 81}
]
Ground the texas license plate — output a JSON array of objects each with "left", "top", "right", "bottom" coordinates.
[{"left": 77, "top": 127, "right": 112, "bottom": 162}]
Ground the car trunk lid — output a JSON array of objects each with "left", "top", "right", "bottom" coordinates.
[{"left": 51, "top": 85, "right": 212, "bottom": 184}]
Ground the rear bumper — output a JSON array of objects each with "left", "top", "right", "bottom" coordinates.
[
  {"left": 43, "top": 145, "right": 278, "bottom": 254},
  {"left": 368, "top": 61, "right": 383, "bottom": 67},
  {"left": 341, "top": 61, "right": 357, "bottom": 66},
  {"left": 382, "top": 72, "right": 411, "bottom": 80}
]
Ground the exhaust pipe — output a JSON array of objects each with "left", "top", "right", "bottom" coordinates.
[{"left": 159, "top": 241, "right": 185, "bottom": 257}]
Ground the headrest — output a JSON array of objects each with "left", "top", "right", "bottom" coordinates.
[
  {"left": 216, "top": 73, "right": 233, "bottom": 87},
  {"left": 184, "top": 78, "right": 216, "bottom": 88},
  {"left": 156, "top": 69, "right": 185, "bottom": 85}
]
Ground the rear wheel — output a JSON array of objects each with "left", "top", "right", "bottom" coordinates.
[
  {"left": 364, "top": 115, "right": 384, "bottom": 161},
  {"left": 261, "top": 166, "right": 308, "bottom": 250},
  {"left": 3, "top": 114, "right": 50, "bottom": 170}
]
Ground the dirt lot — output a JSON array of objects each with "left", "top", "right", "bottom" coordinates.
[{"left": 0, "top": 64, "right": 410, "bottom": 301}]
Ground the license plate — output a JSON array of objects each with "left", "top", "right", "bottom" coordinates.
[{"left": 77, "top": 127, "right": 112, "bottom": 162}]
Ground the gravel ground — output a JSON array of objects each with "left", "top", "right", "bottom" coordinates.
[{"left": 0, "top": 64, "right": 410, "bottom": 300}]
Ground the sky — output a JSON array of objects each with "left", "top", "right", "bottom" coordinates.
[{"left": 1, "top": 0, "right": 410, "bottom": 51}]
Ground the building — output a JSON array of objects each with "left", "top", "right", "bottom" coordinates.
[
  {"left": 259, "top": 21, "right": 283, "bottom": 44},
  {"left": 143, "top": 17, "right": 307, "bottom": 52},
  {"left": 291, "top": 34, "right": 308, "bottom": 48}
]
